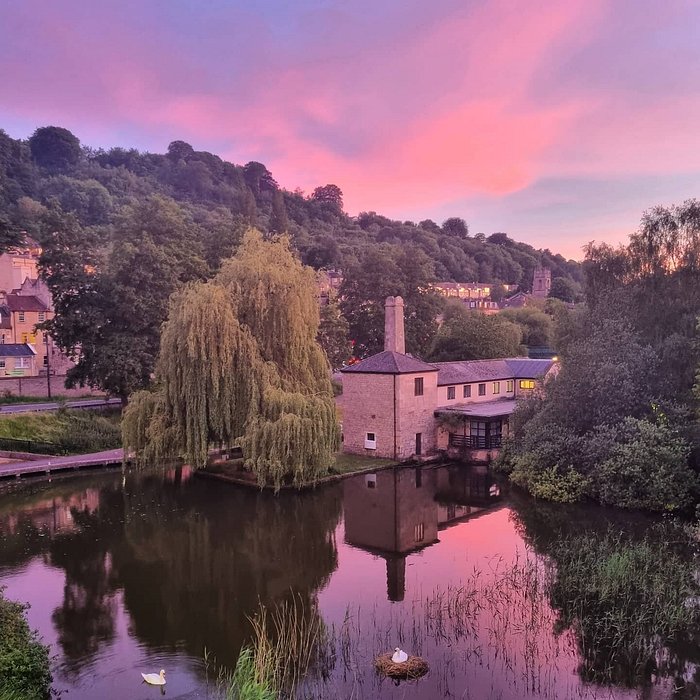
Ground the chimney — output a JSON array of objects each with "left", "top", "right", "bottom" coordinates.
[{"left": 384, "top": 296, "right": 406, "bottom": 354}]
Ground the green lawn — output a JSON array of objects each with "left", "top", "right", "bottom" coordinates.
[{"left": 329, "top": 452, "right": 396, "bottom": 475}]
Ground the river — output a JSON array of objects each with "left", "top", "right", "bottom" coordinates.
[{"left": 0, "top": 464, "right": 694, "bottom": 699}]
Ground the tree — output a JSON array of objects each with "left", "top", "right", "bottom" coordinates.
[
  {"left": 166, "top": 140, "right": 195, "bottom": 163},
  {"left": 243, "top": 161, "right": 278, "bottom": 197},
  {"left": 0, "top": 213, "right": 25, "bottom": 254},
  {"left": 549, "top": 276, "right": 577, "bottom": 303},
  {"left": 28, "top": 126, "right": 81, "bottom": 171},
  {"left": 269, "top": 190, "right": 288, "bottom": 234},
  {"left": 39, "top": 197, "right": 207, "bottom": 401},
  {"left": 318, "top": 300, "right": 352, "bottom": 369},
  {"left": 428, "top": 309, "right": 523, "bottom": 361},
  {"left": 311, "top": 184, "right": 343, "bottom": 211},
  {"left": 122, "top": 230, "right": 339, "bottom": 488},
  {"left": 500, "top": 307, "right": 553, "bottom": 347},
  {"left": 442, "top": 217, "right": 469, "bottom": 239}
]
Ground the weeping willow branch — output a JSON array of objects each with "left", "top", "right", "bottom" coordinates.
[{"left": 122, "top": 229, "right": 340, "bottom": 486}]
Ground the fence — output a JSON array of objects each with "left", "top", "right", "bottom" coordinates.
[{"left": 0, "top": 436, "right": 67, "bottom": 455}]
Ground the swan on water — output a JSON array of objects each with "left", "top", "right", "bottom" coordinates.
[
  {"left": 392, "top": 648, "right": 408, "bottom": 663},
  {"left": 141, "top": 669, "right": 166, "bottom": 685}
]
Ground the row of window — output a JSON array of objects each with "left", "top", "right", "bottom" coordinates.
[
  {"left": 16, "top": 312, "right": 45, "bottom": 323},
  {"left": 414, "top": 377, "right": 537, "bottom": 398}
]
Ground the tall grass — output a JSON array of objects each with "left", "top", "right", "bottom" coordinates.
[
  {"left": 248, "top": 594, "right": 328, "bottom": 698},
  {"left": 218, "top": 648, "right": 276, "bottom": 700},
  {"left": 548, "top": 530, "right": 699, "bottom": 684}
]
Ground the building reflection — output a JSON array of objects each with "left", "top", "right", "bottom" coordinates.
[{"left": 343, "top": 465, "right": 502, "bottom": 601}]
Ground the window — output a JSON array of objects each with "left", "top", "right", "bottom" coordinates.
[
  {"left": 463, "top": 384, "right": 471, "bottom": 398},
  {"left": 415, "top": 466, "right": 422, "bottom": 487},
  {"left": 0, "top": 360, "right": 5, "bottom": 369},
  {"left": 414, "top": 523, "right": 425, "bottom": 542},
  {"left": 365, "top": 432, "right": 377, "bottom": 449},
  {"left": 43, "top": 356, "right": 48, "bottom": 366},
  {"left": 447, "top": 386, "right": 456, "bottom": 400},
  {"left": 38, "top": 312, "right": 45, "bottom": 323},
  {"left": 493, "top": 381, "right": 500, "bottom": 395},
  {"left": 478, "top": 383, "right": 486, "bottom": 396},
  {"left": 415, "top": 433, "right": 422, "bottom": 456},
  {"left": 21, "top": 333, "right": 28, "bottom": 343},
  {"left": 18, "top": 312, "right": 25, "bottom": 323},
  {"left": 507, "top": 380, "right": 514, "bottom": 392},
  {"left": 16, "top": 357, "right": 30, "bottom": 369},
  {"left": 414, "top": 377, "right": 424, "bottom": 396},
  {"left": 470, "top": 420, "right": 487, "bottom": 437},
  {"left": 519, "top": 379, "right": 536, "bottom": 390}
]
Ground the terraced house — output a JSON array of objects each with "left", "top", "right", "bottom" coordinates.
[{"left": 341, "top": 297, "right": 558, "bottom": 463}]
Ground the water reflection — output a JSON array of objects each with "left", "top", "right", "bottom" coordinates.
[
  {"left": 344, "top": 465, "right": 501, "bottom": 601},
  {"left": 0, "top": 465, "right": 696, "bottom": 699}
]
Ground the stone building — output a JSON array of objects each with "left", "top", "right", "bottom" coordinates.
[{"left": 341, "top": 296, "right": 557, "bottom": 462}]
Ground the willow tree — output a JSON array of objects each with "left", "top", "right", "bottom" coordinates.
[{"left": 123, "top": 229, "right": 339, "bottom": 487}]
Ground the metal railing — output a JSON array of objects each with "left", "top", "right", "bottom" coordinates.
[{"left": 448, "top": 434, "right": 503, "bottom": 449}]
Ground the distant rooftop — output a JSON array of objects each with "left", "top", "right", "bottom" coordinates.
[
  {"left": 0, "top": 343, "right": 36, "bottom": 357},
  {"left": 435, "top": 398, "right": 518, "bottom": 418},
  {"left": 5, "top": 294, "right": 49, "bottom": 313}
]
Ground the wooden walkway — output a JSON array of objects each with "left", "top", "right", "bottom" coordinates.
[{"left": 0, "top": 448, "right": 125, "bottom": 480}]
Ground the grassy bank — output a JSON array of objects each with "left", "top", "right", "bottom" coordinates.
[
  {"left": 0, "top": 409, "right": 121, "bottom": 454},
  {"left": 0, "top": 589, "right": 51, "bottom": 699},
  {"left": 205, "top": 451, "right": 397, "bottom": 487},
  {"left": 0, "top": 393, "right": 103, "bottom": 406}
]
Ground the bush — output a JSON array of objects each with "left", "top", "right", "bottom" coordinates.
[
  {"left": 592, "top": 417, "right": 697, "bottom": 512},
  {"left": 0, "top": 590, "right": 52, "bottom": 699}
]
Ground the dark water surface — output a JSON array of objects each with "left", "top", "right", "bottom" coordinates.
[{"left": 0, "top": 464, "right": 686, "bottom": 699}]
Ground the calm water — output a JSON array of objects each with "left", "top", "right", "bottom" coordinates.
[{"left": 0, "top": 464, "right": 688, "bottom": 699}]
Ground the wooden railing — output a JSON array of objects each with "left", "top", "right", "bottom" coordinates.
[{"left": 449, "top": 434, "right": 502, "bottom": 449}]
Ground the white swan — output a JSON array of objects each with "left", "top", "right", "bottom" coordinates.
[
  {"left": 141, "top": 669, "right": 166, "bottom": 685},
  {"left": 392, "top": 647, "right": 408, "bottom": 663}
]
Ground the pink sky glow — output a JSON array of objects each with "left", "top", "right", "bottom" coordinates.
[{"left": 2, "top": 0, "right": 700, "bottom": 259}]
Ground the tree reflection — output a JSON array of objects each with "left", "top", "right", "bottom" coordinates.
[{"left": 510, "top": 494, "right": 700, "bottom": 687}]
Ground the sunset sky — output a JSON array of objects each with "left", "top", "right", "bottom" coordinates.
[{"left": 2, "top": 0, "right": 699, "bottom": 259}]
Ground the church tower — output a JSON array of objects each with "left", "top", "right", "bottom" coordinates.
[{"left": 532, "top": 265, "right": 551, "bottom": 299}]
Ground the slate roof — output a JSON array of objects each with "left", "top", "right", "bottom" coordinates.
[
  {"left": 341, "top": 350, "right": 438, "bottom": 375},
  {"left": 435, "top": 399, "right": 518, "bottom": 418},
  {"left": 432, "top": 358, "right": 555, "bottom": 386},
  {"left": 0, "top": 343, "right": 36, "bottom": 357},
  {"left": 6, "top": 294, "right": 49, "bottom": 313}
]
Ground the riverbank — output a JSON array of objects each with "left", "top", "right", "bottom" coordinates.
[{"left": 200, "top": 452, "right": 403, "bottom": 489}]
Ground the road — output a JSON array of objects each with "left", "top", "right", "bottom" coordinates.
[
  {"left": 0, "top": 448, "right": 125, "bottom": 479},
  {"left": 0, "top": 398, "right": 122, "bottom": 414}
]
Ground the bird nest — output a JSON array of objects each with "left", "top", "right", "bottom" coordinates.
[{"left": 374, "top": 653, "right": 429, "bottom": 680}]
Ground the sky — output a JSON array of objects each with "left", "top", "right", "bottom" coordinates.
[{"left": 1, "top": 0, "right": 699, "bottom": 259}]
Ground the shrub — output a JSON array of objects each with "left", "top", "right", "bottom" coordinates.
[{"left": 0, "top": 590, "right": 52, "bottom": 699}]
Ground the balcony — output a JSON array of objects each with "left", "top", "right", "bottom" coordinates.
[{"left": 448, "top": 434, "right": 503, "bottom": 450}]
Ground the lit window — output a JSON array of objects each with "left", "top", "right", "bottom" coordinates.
[
  {"left": 21, "top": 333, "right": 28, "bottom": 343},
  {"left": 493, "top": 381, "right": 500, "bottom": 394},
  {"left": 519, "top": 379, "right": 536, "bottom": 390},
  {"left": 414, "top": 377, "right": 424, "bottom": 396},
  {"left": 507, "top": 380, "right": 514, "bottom": 392},
  {"left": 18, "top": 312, "right": 25, "bottom": 323},
  {"left": 478, "top": 383, "right": 486, "bottom": 396},
  {"left": 447, "top": 386, "right": 456, "bottom": 400},
  {"left": 463, "top": 384, "right": 471, "bottom": 398}
]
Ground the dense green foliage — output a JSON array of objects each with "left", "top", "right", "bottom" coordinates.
[
  {"left": 500, "top": 200, "right": 700, "bottom": 511},
  {"left": 0, "top": 125, "right": 582, "bottom": 394},
  {"left": 0, "top": 409, "right": 121, "bottom": 454},
  {"left": 428, "top": 300, "right": 524, "bottom": 361},
  {"left": 122, "top": 231, "right": 339, "bottom": 487},
  {"left": 0, "top": 589, "right": 52, "bottom": 699}
]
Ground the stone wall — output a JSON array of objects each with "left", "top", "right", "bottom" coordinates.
[
  {"left": 395, "top": 372, "right": 439, "bottom": 459},
  {"left": 0, "top": 375, "right": 104, "bottom": 398},
  {"left": 341, "top": 373, "right": 396, "bottom": 458}
]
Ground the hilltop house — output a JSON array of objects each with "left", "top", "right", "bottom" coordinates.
[{"left": 341, "top": 296, "right": 557, "bottom": 463}]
